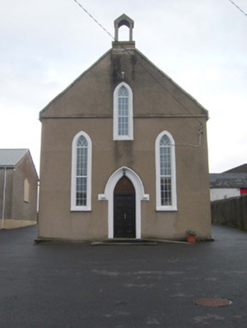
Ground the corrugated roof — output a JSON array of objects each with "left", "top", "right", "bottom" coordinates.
[
  {"left": 210, "top": 173, "right": 247, "bottom": 189},
  {"left": 0, "top": 149, "right": 28, "bottom": 167}
]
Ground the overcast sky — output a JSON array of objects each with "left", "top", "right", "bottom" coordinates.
[{"left": 1, "top": 0, "right": 246, "bottom": 174}]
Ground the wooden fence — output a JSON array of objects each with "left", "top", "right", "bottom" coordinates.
[{"left": 211, "top": 194, "right": 247, "bottom": 231}]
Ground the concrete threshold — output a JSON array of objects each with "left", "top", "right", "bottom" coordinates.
[
  {"left": 91, "top": 241, "right": 158, "bottom": 246},
  {"left": 91, "top": 238, "right": 190, "bottom": 246}
]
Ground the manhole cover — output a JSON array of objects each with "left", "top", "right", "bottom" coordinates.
[{"left": 195, "top": 298, "right": 232, "bottom": 307}]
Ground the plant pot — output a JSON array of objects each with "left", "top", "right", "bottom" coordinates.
[{"left": 186, "top": 235, "right": 196, "bottom": 243}]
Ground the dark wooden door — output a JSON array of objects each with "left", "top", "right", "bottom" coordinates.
[{"left": 114, "top": 194, "right": 136, "bottom": 238}]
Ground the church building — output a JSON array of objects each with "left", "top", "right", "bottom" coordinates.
[{"left": 38, "top": 14, "right": 211, "bottom": 241}]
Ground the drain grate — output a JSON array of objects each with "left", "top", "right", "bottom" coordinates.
[{"left": 195, "top": 298, "right": 232, "bottom": 307}]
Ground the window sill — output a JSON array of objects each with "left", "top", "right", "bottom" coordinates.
[
  {"left": 114, "top": 136, "right": 134, "bottom": 141},
  {"left": 156, "top": 206, "right": 177, "bottom": 212},
  {"left": 70, "top": 206, "right": 91, "bottom": 212}
]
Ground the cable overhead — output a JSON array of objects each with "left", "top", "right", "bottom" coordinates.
[
  {"left": 73, "top": 0, "right": 204, "bottom": 123},
  {"left": 228, "top": 0, "right": 247, "bottom": 16},
  {"left": 72, "top": 0, "right": 205, "bottom": 147},
  {"left": 73, "top": 0, "right": 115, "bottom": 39}
]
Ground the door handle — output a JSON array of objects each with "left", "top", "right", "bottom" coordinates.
[{"left": 124, "top": 213, "right": 126, "bottom": 220}]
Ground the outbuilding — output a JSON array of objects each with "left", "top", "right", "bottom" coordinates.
[{"left": 0, "top": 149, "right": 38, "bottom": 229}]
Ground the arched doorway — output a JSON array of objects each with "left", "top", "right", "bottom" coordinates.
[
  {"left": 114, "top": 176, "right": 136, "bottom": 238},
  {"left": 98, "top": 166, "right": 149, "bottom": 239}
]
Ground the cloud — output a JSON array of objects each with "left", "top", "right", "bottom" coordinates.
[{"left": 1, "top": 0, "right": 246, "bottom": 173}]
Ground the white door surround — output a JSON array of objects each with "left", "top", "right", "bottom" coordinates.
[{"left": 98, "top": 166, "right": 149, "bottom": 239}]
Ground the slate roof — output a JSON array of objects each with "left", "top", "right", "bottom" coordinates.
[
  {"left": 210, "top": 173, "right": 247, "bottom": 189},
  {"left": 0, "top": 149, "right": 28, "bottom": 168},
  {"left": 223, "top": 164, "right": 247, "bottom": 174}
]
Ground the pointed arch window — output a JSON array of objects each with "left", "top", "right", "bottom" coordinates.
[
  {"left": 118, "top": 86, "right": 129, "bottom": 136},
  {"left": 71, "top": 131, "right": 92, "bottom": 211},
  {"left": 155, "top": 131, "right": 177, "bottom": 211},
  {"left": 113, "top": 82, "right": 133, "bottom": 140}
]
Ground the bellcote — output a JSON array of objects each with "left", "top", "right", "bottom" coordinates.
[{"left": 112, "top": 14, "right": 135, "bottom": 50}]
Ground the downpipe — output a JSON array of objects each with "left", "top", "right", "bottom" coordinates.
[{"left": 1, "top": 167, "right": 7, "bottom": 229}]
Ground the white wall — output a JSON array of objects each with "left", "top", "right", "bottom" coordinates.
[{"left": 210, "top": 188, "right": 240, "bottom": 201}]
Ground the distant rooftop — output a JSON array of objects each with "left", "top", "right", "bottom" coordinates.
[
  {"left": 210, "top": 173, "right": 247, "bottom": 189},
  {"left": 223, "top": 164, "right": 247, "bottom": 174},
  {"left": 0, "top": 149, "right": 29, "bottom": 168}
]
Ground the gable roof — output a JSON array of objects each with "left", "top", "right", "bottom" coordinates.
[
  {"left": 210, "top": 173, "right": 247, "bottom": 189},
  {"left": 39, "top": 47, "right": 209, "bottom": 120},
  {"left": 134, "top": 48, "right": 209, "bottom": 118},
  {"left": 0, "top": 149, "right": 29, "bottom": 168},
  {"left": 39, "top": 49, "right": 111, "bottom": 118},
  {"left": 114, "top": 14, "right": 134, "bottom": 28},
  {"left": 223, "top": 164, "right": 247, "bottom": 174}
]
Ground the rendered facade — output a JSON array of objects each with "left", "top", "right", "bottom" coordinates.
[{"left": 38, "top": 14, "right": 211, "bottom": 241}]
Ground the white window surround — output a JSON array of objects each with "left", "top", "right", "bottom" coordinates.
[
  {"left": 155, "top": 131, "right": 177, "bottom": 211},
  {"left": 71, "top": 131, "right": 92, "bottom": 211},
  {"left": 98, "top": 166, "right": 149, "bottom": 239},
  {"left": 24, "top": 178, "right": 30, "bottom": 203},
  {"left": 113, "top": 82, "right": 133, "bottom": 140}
]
